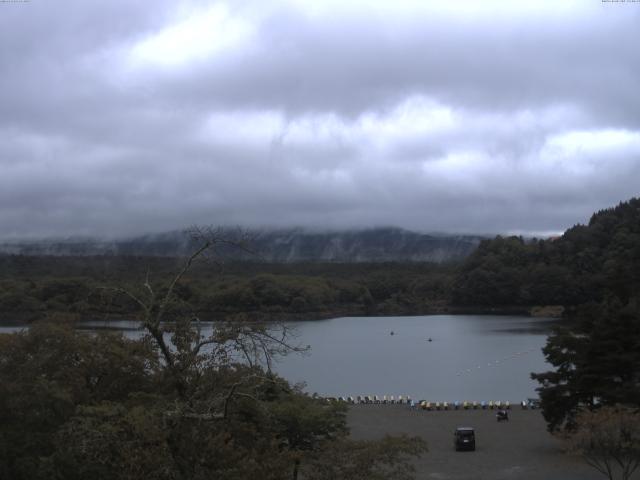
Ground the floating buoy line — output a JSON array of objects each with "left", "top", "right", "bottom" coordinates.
[{"left": 455, "top": 347, "right": 538, "bottom": 377}]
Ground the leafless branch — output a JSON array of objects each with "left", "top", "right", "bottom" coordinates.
[
  {"left": 97, "top": 286, "right": 149, "bottom": 316},
  {"left": 99, "top": 227, "right": 306, "bottom": 404}
]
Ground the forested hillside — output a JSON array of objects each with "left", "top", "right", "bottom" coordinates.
[
  {"left": 1, "top": 199, "right": 638, "bottom": 321},
  {"left": 519, "top": 198, "right": 640, "bottom": 432},
  {"left": 0, "top": 228, "right": 483, "bottom": 263},
  {"left": 452, "top": 198, "right": 640, "bottom": 307}
]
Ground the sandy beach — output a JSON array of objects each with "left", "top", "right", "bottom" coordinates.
[{"left": 348, "top": 405, "right": 608, "bottom": 480}]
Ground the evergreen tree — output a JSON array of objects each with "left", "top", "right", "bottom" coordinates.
[{"left": 532, "top": 297, "right": 640, "bottom": 432}]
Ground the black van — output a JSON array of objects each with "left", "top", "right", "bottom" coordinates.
[{"left": 454, "top": 427, "right": 476, "bottom": 451}]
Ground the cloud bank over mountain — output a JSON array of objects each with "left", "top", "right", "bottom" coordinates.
[{"left": 1, "top": 0, "right": 638, "bottom": 238}]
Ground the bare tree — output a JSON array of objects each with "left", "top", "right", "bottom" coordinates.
[
  {"left": 104, "top": 226, "right": 307, "bottom": 408},
  {"left": 568, "top": 405, "right": 640, "bottom": 480}
]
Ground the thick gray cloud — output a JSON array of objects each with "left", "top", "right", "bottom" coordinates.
[{"left": 0, "top": 0, "right": 639, "bottom": 239}]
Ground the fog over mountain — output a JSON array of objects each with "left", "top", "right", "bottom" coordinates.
[
  {"left": 1, "top": 1, "right": 639, "bottom": 238},
  {"left": 0, "top": 228, "right": 484, "bottom": 263}
]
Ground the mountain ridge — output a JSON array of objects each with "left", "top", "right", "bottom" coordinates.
[{"left": 0, "top": 227, "right": 486, "bottom": 263}]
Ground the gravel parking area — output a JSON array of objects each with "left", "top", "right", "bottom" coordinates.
[{"left": 347, "top": 405, "right": 608, "bottom": 480}]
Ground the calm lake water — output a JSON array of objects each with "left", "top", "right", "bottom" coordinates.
[
  {"left": 0, "top": 315, "right": 553, "bottom": 402},
  {"left": 274, "top": 315, "right": 553, "bottom": 402}
]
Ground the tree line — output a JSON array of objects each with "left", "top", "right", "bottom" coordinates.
[
  {"left": 0, "top": 257, "right": 455, "bottom": 321},
  {"left": 453, "top": 198, "right": 640, "bottom": 307}
]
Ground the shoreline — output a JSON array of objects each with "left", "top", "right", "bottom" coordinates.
[{"left": 0, "top": 305, "right": 563, "bottom": 327}]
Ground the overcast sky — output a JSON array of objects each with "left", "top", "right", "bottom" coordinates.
[{"left": 1, "top": 0, "right": 639, "bottom": 239}]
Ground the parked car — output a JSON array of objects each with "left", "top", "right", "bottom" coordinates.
[{"left": 454, "top": 427, "right": 476, "bottom": 451}]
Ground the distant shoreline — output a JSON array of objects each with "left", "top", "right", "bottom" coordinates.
[{"left": 0, "top": 305, "right": 563, "bottom": 327}]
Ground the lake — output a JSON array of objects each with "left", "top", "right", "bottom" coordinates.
[
  {"left": 0, "top": 315, "right": 553, "bottom": 402},
  {"left": 273, "top": 315, "right": 553, "bottom": 402}
]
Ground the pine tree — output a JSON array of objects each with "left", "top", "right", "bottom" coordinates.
[{"left": 532, "top": 297, "right": 640, "bottom": 432}]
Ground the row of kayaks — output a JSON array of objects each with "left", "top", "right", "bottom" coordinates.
[
  {"left": 327, "top": 395, "right": 411, "bottom": 404},
  {"left": 417, "top": 400, "right": 510, "bottom": 410},
  {"left": 326, "top": 396, "right": 541, "bottom": 409}
]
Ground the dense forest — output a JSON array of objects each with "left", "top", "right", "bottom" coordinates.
[
  {"left": 453, "top": 198, "right": 640, "bottom": 307},
  {"left": 1, "top": 198, "right": 639, "bottom": 322},
  {"left": 0, "top": 257, "right": 456, "bottom": 322}
]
